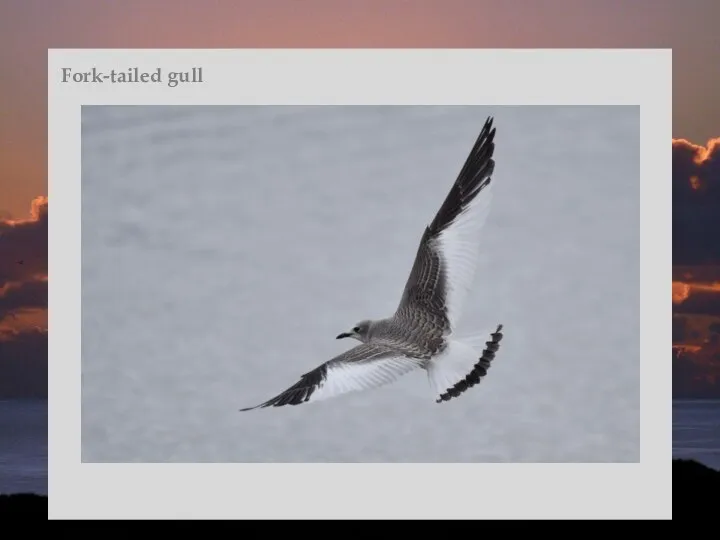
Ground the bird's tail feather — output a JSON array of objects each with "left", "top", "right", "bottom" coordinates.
[{"left": 427, "top": 325, "right": 504, "bottom": 403}]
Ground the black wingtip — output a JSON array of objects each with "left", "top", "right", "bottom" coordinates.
[
  {"left": 426, "top": 117, "right": 497, "bottom": 236},
  {"left": 238, "top": 364, "right": 328, "bottom": 412},
  {"left": 435, "top": 324, "right": 505, "bottom": 404}
]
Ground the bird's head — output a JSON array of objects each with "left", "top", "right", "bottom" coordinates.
[{"left": 336, "top": 320, "right": 371, "bottom": 343}]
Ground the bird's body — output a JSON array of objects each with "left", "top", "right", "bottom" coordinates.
[{"left": 240, "top": 116, "right": 504, "bottom": 411}]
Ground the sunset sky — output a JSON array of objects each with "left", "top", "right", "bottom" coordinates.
[
  {"left": 0, "top": 0, "right": 719, "bottom": 397},
  {"left": 672, "top": 136, "right": 720, "bottom": 397}
]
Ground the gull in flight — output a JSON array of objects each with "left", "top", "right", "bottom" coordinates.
[{"left": 240, "top": 117, "right": 504, "bottom": 411}]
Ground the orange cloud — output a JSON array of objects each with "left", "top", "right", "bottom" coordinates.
[
  {"left": 672, "top": 137, "right": 720, "bottom": 165},
  {"left": 673, "top": 282, "right": 720, "bottom": 318},
  {"left": 673, "top": 136, "right": 720, "bottom": 266},
  {"left": 673, "top": 281, "right": 691, "bottom": 304},
  {"left": 0, "top": 277, "right": 47, "bottom": 321},
  {"left": 0, "top": 195, "right": 47, "bottom": 288},
  {"left": 692, "top": 282, "right": 720, "bottom": 293},
  {"left": 1, "top": 195, "right": 48, "bottom": 226},
  {"left": 673, "top": 280, "right": 720, "bottom": 304},
  {"left": 672, "top": 137, "right": 720, "bottom": 193},
  {"left": 673, "top": 344, "right": 702, "bottom": 354},
  {"left": 673, "top": 317, "right": 720, "bottom": 398}
]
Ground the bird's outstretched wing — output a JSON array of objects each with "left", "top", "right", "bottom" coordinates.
[
  {"left": 395, "top": 117, "right": 496, "bottom": 341},
  {"left": 239, "top": 344, "right": 424, "bottom": 411}
]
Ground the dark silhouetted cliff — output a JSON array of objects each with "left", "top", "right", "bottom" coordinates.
[{"left": 0, "top": 493, "right": 47, "bottom": 515}]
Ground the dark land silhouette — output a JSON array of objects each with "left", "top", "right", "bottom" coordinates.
[
  {"left": 0, "top": 493, "right": 47, "bottom": 516},
  {"left": 673, "top": 458, "right": 720, "bottom": 517},
  {"left": 673, "top": 457, "right": 720, "bottom": 480}
]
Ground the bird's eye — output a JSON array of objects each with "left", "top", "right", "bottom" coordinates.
[{"left": 353, "top": 327, "right": 360, "bottom": 333}]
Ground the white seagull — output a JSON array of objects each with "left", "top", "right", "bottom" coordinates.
[{"left": 240, "top": 117, "right": 504, "bottom": 411}]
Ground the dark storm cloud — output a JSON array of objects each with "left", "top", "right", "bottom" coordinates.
[
  {"left": 0, "top": 328, "right": 47, "bottom": 398},
  {"left": 0, "top": 278, "right": 47, "bottom": 320},
  {"left": 673, "top": 344, "right": 720, "bottom": 399},
  {"left": 674, "top": 290, "right": 720, "bottom": 317},
  {"left": 673, "top": 316, "right": 688, "bottom": 343},
  {"left": 0, "top": 197, "right": 48, "bottom": 398},
  {"left": 672, "top": 266, "right": 720, "bottom": 284},
  {"left": 672, "top": 138, "right": 720, "bottom": 265},
  {"left": 0, "top": 196, "right": 48, "bottom": 288}
]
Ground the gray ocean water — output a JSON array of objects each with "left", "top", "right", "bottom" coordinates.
[
  {"left": 0, "top": 399, "right": 47, "bottom": 494},
  {"left": 80, "top": 105, "right": 640, "bottom": 463}
]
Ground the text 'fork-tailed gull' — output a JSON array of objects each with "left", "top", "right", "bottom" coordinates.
[{"left": 240, "top": 117, "right": 504, "bottom": 411}]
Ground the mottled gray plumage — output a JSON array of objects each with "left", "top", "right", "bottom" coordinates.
[{"left": 240, "top": 117, "right": 503, "bottom": 411}]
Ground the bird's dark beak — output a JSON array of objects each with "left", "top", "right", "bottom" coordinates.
[{"left": 336, "top": 332, "right": 351, "bottom": 339}]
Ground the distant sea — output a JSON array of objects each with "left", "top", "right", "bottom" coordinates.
[
  {"left": 673, "top": 399, "right": 720, "bottom": 470},
  {"left": 0, "top": 399, "right": 47, "bottom": 495}
]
